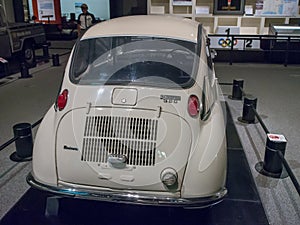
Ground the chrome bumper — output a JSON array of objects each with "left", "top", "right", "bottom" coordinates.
[{"left": 27, "top": 173, "right": 227, "bottom": 208}]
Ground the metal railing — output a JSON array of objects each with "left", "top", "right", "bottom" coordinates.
[{"left": 209, "top": 34, "right": 300, "bottom": 66}]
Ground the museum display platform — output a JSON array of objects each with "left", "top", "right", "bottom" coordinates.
[{"left": 0, "top": 103, "right": 269, "bottom": 225}]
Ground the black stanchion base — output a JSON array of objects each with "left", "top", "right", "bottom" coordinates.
[
  {"left": 19, "top": 75, "right": 32, "bottom": 79},
  {"left": 228, "top": 95, "right": 242, "bottom": 100},
  {"left": 237, "top": 116, "right": 259, "bottom": 124},
  {"left": 255, "top": 162, "right": 288, "bottom": 179},
  {"left": 9, "top": 152, "right": 32, "bottom": 162}
]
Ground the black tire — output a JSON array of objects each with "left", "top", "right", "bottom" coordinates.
[{"left": 22, "top": 42, "right": 36, "bottom": 68}]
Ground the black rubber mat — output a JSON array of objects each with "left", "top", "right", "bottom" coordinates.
[{"left": 0, "top": 102, "right": 269, "bottom": 225}]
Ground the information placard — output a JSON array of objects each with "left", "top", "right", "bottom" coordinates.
[
  {"left": 37, "top": 0, "right": 56, "bottom": 21},
  {"left": 262, "top": 0, "right": 299, "bottom": 16},
  {"left": 172, "top": 0, "right": 192, "bottom": 6}
]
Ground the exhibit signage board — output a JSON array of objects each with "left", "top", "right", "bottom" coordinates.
[
  {"left": 267, "top": 134, "right": 287, "bottom": 143},
  {"left": 210, "top": 36, "right": 260, "bottom": 50},
  {"left": 213, "top": 0, "right": 245, "bottom": 15},
  {"left": 195, "top": 6, "right": 210, "bottom": 14},
  {"left": 261, "top": 0, "right": 299, "bottom": 16},
  {"left": 37, "top": 0, "right": 56, "bottom": 21},
  {"left": 172, "top": 0, "right": 192, "bottom": 6},
  {"left": 209, "top": 26, "right": 260, "bottom": 50},
  {"left": 32, "top": 0, "right": 61, "bottom": 24}
]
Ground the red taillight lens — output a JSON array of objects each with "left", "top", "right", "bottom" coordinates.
[
  {"left": 57, "top": 89, "right": 68, "bottom": 111},
  {"left": 188, "top": 95, "right": 200, "bottom": 117}
]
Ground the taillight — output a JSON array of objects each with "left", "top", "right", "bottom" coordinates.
[
  {"left": 188, "top": 95, "right": 200, "bottom": 117},
  {"left": 57, "top": 89, "right": 68, "bottom": 111}
]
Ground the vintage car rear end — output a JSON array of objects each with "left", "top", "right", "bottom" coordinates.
[{"left": 27, "top": 15, "right": 227, "bottom": 208}]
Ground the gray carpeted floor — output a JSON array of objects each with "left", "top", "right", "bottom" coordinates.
[{"left": 216, "top": 63, "right": 300, "bottom": 225}]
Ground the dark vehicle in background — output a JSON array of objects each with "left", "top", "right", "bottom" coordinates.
[{"left": 0, "top": 5, "right": 46, "bottom": 68}]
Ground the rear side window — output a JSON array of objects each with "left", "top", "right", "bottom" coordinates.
[{"left": 70, "top": 36, "right": 199, "bottom": 89}]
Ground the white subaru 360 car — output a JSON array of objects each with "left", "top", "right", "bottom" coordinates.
[{"left": 27, "top": 15, "right": 227, "bottom": 208}]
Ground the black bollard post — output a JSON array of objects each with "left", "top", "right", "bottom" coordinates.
[
  {"left": 52, "top": 54, "right": 60, "bottom": 66},
  {"left": 238, "top": 96, "right": 257, "bottom": 124},
  {"left": 255, "top": 134, "right": 288, "bottom": 178},
  {"left": 20, "top": 62, "right": 32, "bottom": 78},
  {"left": 10, "top": 123, "right": 33, "bottom": 162},
  {"left": 230, "top": 79, "right": 244, "bottom": 100},
  {"left": 43, "top": 44, "right": 50, "bottom": 62}
]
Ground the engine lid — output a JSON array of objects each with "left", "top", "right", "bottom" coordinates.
[{"left": 56, "top": 107, "right": 192, "bottom": 192}]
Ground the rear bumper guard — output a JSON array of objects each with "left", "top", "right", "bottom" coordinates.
[{"left": 27, "top": 173, "right": 227, "bottom": 208}]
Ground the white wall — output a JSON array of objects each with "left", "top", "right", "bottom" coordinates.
[
  {"left": 2, "top": 0, "right": 15, "bottom": 22},
  {"left": 60, "top": 0, "right": 110, "bottom": 20}
]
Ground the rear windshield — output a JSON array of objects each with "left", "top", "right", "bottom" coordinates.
[{"left": 70, "top": 36, "right": 199, "bottom": 88}]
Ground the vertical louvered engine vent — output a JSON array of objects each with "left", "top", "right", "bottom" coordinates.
[{"left": 81, "top": 116, "right": 158, "bottom": 166}]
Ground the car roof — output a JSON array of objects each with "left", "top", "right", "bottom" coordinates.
[{"left": 82, "top": 15, "right": 200, "bottom": 43}]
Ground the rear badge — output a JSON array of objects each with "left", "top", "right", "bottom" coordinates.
[
  {"left": 160, "top": 95, "right": 181, "bottom": 104},
  {"left": 63, "top": 145, "right": 79, "bottom": 151}
]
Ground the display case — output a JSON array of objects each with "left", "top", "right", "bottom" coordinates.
[
  {"left": 147, "top": 0, "right": 300, "bottom": 34},
  {"left": 269, "top": 24, "right": 300, "bottom": 36}
]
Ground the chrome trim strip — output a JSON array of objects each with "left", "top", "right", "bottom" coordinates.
[{"left": 26, "top": 173, "right": 227, "bottom": 208}]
